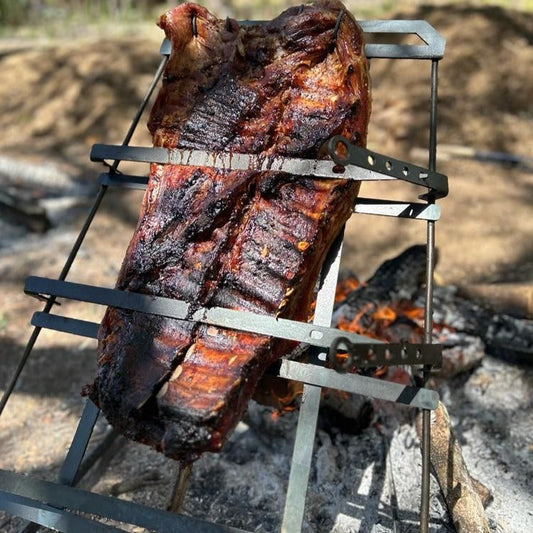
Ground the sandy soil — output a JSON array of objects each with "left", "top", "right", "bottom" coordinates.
[{"left": 0, "top": 3, "right": 532, "bottom": 532}]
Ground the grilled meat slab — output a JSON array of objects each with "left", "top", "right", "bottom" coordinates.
[{"left": 87, "top": 0, "right": 371, "bottom": 461}]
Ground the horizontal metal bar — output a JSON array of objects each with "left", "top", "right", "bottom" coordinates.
[
  {"left": 31, "top": 310, "right": 441, "bottom": 369},
  {"left": 353, "top": 198, "right": 441, "bottom": 220},
  {"left": 92, "top": 143, "right": 447, "bottom": 199},
  {"left": 98, "top": 172, "right": 148, "bottom": 190},
  {"left": 0, "top": 470, "right": 247, "bottom": 533},
  {"left": 0, "top": 491, "right": 121, "bottom": 533},
  {"left": 159, "top": 20, "right": 445, "bottom": 60},
  {"left": 26, "top": 276, "right": 191, "bottom": 321},
  {"left": 279, "top": 360, "right": 439, "bottom": 410},
  {"left": 90, "top": 144, "right": 395, "bottom": 184},
  {"left": 31, "top": 312, "right": 99, "bottom": 338},
  {"left": 95, "top": 174, "right": 440, "bottom": 221},
  {"left": 25, "top": 277, "right": 379, "bottom": 349},
  {"left": 328, "top": 338, "right": 441, "bottom": 368},
  {"left": 199, "top": 306, "right": 375, "bottom": 350}
]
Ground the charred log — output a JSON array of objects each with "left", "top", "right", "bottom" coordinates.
[{"left": 334, "top": 245, "right": 533, "bottom": 376}]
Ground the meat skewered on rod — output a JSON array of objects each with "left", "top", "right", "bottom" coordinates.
[{"left": 85, "top": 0, "right": 372, "bottom": 462}]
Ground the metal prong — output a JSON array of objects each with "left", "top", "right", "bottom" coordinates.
[
  {"left": 191, "top": 15, "right": 198, "bottom": 38},
  {"left": 332, "top": 10, "right": 345, "bottom": 42},
  {"left": 168, "top": 462, "right": 193, "bottom": 513}
]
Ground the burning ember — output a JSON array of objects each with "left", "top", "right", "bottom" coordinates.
[{"left": 333, "top": 244, "right": 429, "bottom": 341}]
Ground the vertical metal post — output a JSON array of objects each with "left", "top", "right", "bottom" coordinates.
[
  {"left": 281, "top": 235, "right": 344, "bottom": 533},
  {"left": 168, "top": 462, "right": 194, "bottom": 513},
  {"left": 281, "top": 384, "right": 322, "bottom": 533},
  {"left": 59, "top": 401, "right": 101, "bottom": 485},
  {"left": 420, "top": 58, "right": 439, "bottom": 533}
]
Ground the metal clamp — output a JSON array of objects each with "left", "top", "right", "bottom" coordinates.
[
  {"left": 327, "top": 336, "right": 442, "bottom": 372},
  {"left": 360, "top": 20, "right": 446, "bottom": 59},
  {"left": 328, "top": 135, "right": 449, "bottom": 199}
]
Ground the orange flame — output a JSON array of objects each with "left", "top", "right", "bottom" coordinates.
[
  {"left": 402, "top": 306, "right": 425, "bottom": 321},
  {"left": 371, "top": 305, "right": 397, "bottom": 323},
  {"left": 335, "top": 276, "right": 361, "bottom": 302}
]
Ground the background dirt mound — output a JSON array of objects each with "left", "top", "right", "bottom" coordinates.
[
  {"left": 0, "top": 38, "right": 160, "bottom": 163},
  {"left": 3, "top": 4, "right": 531, "bottom": 284},
  {"left": 1, "top": 5, "right": 531, "bottom": 159},
  {"left": 370, "top": 4, "right": 533, "bottom": 157}
]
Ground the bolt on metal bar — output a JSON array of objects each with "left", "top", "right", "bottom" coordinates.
[{"left": 0, "top": 54, "right": 168, "bottom": 418}]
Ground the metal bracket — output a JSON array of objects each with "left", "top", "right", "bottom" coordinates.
[
  {"left": 25, "top": 277, "right": 441, "bottom": 371},
  {"left": 279, "top": 359, "right": 438, "bottom": 410},
  {"left": 91, "top": 144, "right": 392, "bottom": 184},
  {"left": 328, "top": 136, "right": 449, "bottom": 199},
  {"left": 353, "top": 197, "right": 441, "bottom": 221},
  {"left": 328, "top": 336, "right": 441, "bottom": 371},
  {"left": 90, "top": 143, "right": 447, "bottom": 200},
  {"left": 360, "top": 20, "right": 446, "bottom": 59}
]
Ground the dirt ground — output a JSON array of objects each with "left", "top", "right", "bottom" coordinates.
[{"left": 0, "top": 3, "right": 532, "bottom": 532}]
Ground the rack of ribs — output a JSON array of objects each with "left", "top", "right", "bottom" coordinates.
[{"left": 85, "top": 0, "right": 371, "bottom": 461}]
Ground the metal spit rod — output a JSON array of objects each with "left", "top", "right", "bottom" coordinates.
[{"left": 420, "top": 58, "right": 440, "bottom": 533}]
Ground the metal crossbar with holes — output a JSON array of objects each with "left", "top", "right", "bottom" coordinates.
[
  {"left": 24, "top": 276, "right": 441, "bottom": 410},
  {"left": 89, "top": 138, "right": 448, "bottom": 199},
  {"left": 0, "top": 17, "right": 446, "bottom": 533}
]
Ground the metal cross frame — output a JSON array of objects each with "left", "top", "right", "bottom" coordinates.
[{"left": 0, "top": 19, "right": 446, "bottom": 533}]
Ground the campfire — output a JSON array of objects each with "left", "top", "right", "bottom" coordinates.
[
  {"left": 332, "top": 243, "right": 533, "bottom": 380},
  {"left": 228, "top": 243, "right": 531, "bottom": 533},
  {"left": 3, "top": 3, "right": 532, "bottom": 530}
]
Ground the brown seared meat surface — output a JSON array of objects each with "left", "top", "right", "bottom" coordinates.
[{"left": 86, "top": 0, "right": 371, "bottom": 461}]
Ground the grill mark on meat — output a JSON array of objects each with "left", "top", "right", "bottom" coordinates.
[
  {"left": 178, "top": 77, "right": 259, "bottom": 151},
  {"left": 88, "top": 0, "right": 371, "bottom": 461}
]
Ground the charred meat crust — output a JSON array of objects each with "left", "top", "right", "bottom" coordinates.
[{"left": 88, "top": 0, "right": 371, "bottom": 461}]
